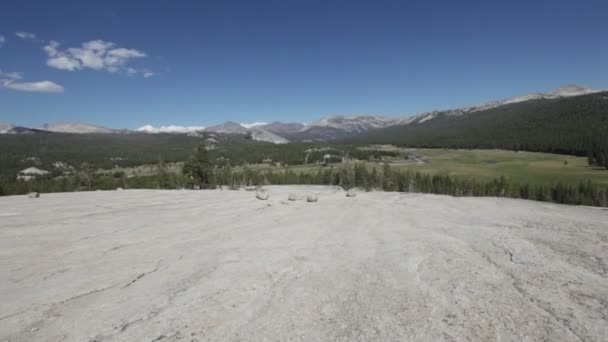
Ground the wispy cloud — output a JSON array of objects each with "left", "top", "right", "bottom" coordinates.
[
  {"left": 44, "top": 39, "right": 152, "bottom": 76},
  {"left": 137, "top": 125, "right": 205, "bottom": 133},
  {"left": 142, "top": 70, "right": 156, "bottom": 78},
  {"left": 0, "top": 70, "right": 22, "bottom": 79},
  {"left": 0, "top": 35, "right": 5, "bottom": 47},
  {"left": 3, "top": 80, "right": 64, "bottom": 93},
  {"left": 15, "top": 31, "right": 37, "bottom": 40},
  {"left": 0, "top": 69, "right": 64, "bottom": 93},
  {"left": 126, "top": 67, "right": 156, "bottom": 78}
]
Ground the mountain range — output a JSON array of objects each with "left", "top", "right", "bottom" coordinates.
[{"left": 1, "top": 85, "right": 605, "bottom": 144}]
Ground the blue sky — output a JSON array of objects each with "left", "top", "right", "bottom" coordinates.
[{"left": 1, "top": 0, "right": 607, "bottom": 129}]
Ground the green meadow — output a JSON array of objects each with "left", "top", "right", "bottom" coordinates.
[
  {"left": 235, "top": 148, "right": 608, "bottom": 187},
  {"left": 388, "top": 149, "right": 608, "bottom": 186}
]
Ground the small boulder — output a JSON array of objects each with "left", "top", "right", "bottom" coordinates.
[
  {"left": 288, "top": 193, "right": 297, "bottom": 201},
  {"left": 346, "top": 190, "right": 357, "bottom": 197},
  {"left": 306, "top": 194, "right": 318, "bottom": 202},
  {"left": 27, "top": 192, "right": 40, "bottom": 198},
  {"left": 256, "top": 190, "right": 269, "bottom": 200}
]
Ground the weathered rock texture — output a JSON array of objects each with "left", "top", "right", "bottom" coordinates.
[{"left": 1, "top": 186, "right": 607, "bottom": 341}]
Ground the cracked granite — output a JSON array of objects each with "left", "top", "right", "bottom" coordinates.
[{"left": 1, "top": 186, "right": 607, "bottom": 341}]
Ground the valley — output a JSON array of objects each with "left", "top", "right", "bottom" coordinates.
[
  {"left": 107, "top": 147, "right": 608, "bottom": 187},
  {"left": 1, "top": 85, "right": 607, "bottom": 207},
  {"left": 3, "top": 4, "right": 608, "bottom": 341}
]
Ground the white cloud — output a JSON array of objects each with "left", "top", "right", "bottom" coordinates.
[
  {"left": 44, "top": 39, "right": 149, "bottom": 75},
  {"left": 2, "top": 80, "right": 64, "bottom": 93},
  {"left": 0, "top": 70, "right": 22, "bottom": 80},
  {"left": 240, "top": 122, "right": 267, "bottom": 129},
  {"left": 137, "top": 125, "right": 206, "bottom": 133},
  {"left": 107, "top": 47, "right": 146, "bottom": 58},
  {"left": 0, "top": 35, "right": 5, "bottom": 47},
  {"left": 0, "top": 69, "right": 63, "bottom": 93},
  {"left": 126, "top": 67, "right": 155, "bottom": 78},
  {"left": 15, "top": 31, "right": 36, "bottom": 40},
  {"left": 43, "top": 40, "right": 60, "bottom": 56},
  {"left": 47, "top": 55, "right": 81, "bottom": 71},
  {"left": 142, "top": 70, "right": 156, "bottom": 78}
]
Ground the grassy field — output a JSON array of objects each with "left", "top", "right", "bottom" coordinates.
[
  {"left": 235, "top": 148, "right": 608, "bottom": 186},
  {"left": 386, "top": 148, "right": 608, "bottom": 186}
]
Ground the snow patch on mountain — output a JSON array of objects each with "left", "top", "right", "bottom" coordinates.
[
  {"left": 314, "top": 115, "right": 400, "bottom": 133},
  {"left": 248, "top": 127, "right": 288, "bottom": 144},
  {"left": 137, "top": 125, "right": 206, "bottom": 133},
  {"left": 0, "top": 123, "right": 15, "bottom": 134},
  {"left": 240, "top": 122, "right": 267, "bottom": 129}
]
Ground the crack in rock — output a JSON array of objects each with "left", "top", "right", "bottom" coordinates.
[
  {"left": 60, "top": 282, "right": 121, "bottom": 305},
  {"left": 122, "top": 260, "right": 165, "bottom": 289}
]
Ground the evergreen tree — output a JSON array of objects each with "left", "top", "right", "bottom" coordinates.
[
  {"left": 599, "top": 153, "right": 607, "bottom": 170},
  {"left": 157, "top": 156, "right": 171, "bottom": 189},
  {"left": 370, "top": 167, "right": 378, "bottom": 190},
  {"left": 182, "top": 144, "right": 214, "bottom": 189},
  {"left": 78, "top": 162, "right": 95, "bottom": 191},
  {"left": 381, "top": 163, "right": 395, "bottom": 190}
]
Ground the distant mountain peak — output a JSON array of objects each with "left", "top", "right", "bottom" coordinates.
[
  {"left": 240, "top": 122, "right": 267, "bottom": 129},
  {"left": 248, "top": 127, "right": 289, "bottom": 144},
  {"left": 38, "top": 122, "right": 117, "bottom": 134},
  {"left": 136, "top": 124, "right": 206, "bottom": 133},
  {"left": 0, "top": 122, "right": 15, "bottom": 134},
  {"left": 445, "top": 84, "right": 604, "bottom": 115},
  {"left": 0, "top": 122, "right": 41, "bottom": 134},
  {"left": 314, "top": 115, "right": 399, "bottom": 132},
  {"left": 204, "top": 121, "right": 249, "bottom": 134},
  {"left": 554, "top": 84, "right": 587, "bottom": 91},
  {"left": 2, "top": 84, "right": 605, "bottom": 143},
  {"left": 548, "top": 84, "right": 598, "bottom": 97},
  {"left": 400, "top": 84, "right": 606, "bottom": 127}
]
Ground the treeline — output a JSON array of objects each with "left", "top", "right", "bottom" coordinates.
[
  {"left": 4, "top": 160, "right": 605, "bottom": 208},
  {"left": 0, "top": 171, "right": 185, "bottom": 196},
  {"left": 352, "top": 92, "right": 608, "bottom": 158},
  {"left": 0, "top": 132, "right": 201, "bottom": 177},
  {"left": 0, "top": 130, "right": 391, "bottom": 178},
  {"left": 0, "top": 131, "right": 306, "bottom": 177},
  {"left": 213, "top": 163, "right": 608, "bottom": 207},
  {"left": 587, "top": 129, "right": 608, "bottom": 169}
]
